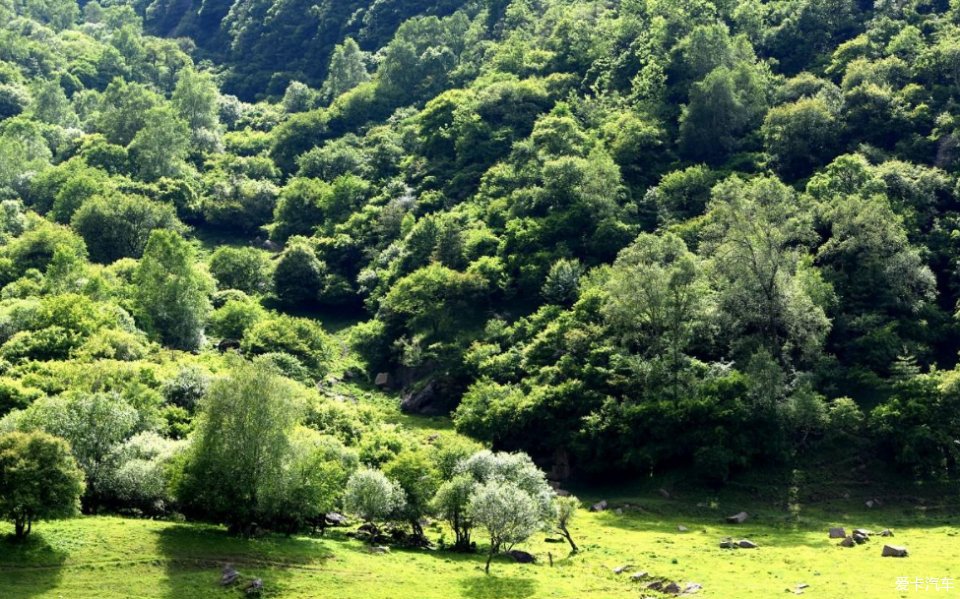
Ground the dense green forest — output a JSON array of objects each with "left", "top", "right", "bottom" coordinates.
[{"left": 2, "top": 0, "right": 960, "bottom": 553}]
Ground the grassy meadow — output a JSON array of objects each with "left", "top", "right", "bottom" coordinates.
[{"left": 2, "top": 486, "right": 958, "bottom": 599}]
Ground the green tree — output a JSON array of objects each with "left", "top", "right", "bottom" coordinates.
[
  {"left": 134, "top": 230, "right": 213, "bottom": 350},
  {"left": 72, "top": 194, "right": 180, "bottom": 263},
  {"left": 209, "top": 246, "right": 272, "bottom": 294},
  {"left": 0, "top": 432, "right": 85, "bottom": 539},
  {"left": 321, "top": 38, "right": 369, "bottom": 104},
  {"left": 468, "top": 481, "right": 542, "bottom": 574},
  {"left": 273, "top": 237, "right": 325, "bottom": 307},
  {"left": 343, "top": 468, "right": 405, "bottom": 538},
  {"left": 176, "top": 360, "right": 305, "bottom": 534},
  {"left": 129, "top": 105, "right": 190, "bottom": 180}
]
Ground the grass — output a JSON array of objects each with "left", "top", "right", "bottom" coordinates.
[{"left": 2, "top": 489, "right": 958, "bottom": 598}]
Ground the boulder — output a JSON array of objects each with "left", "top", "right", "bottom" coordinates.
[
  {"left": 630, "top": 571, "right": 649, "bottom": 581},
  {"left": 325, "top": 512, "right": 347, "bottom": 526},
  {"left": 507, "top": 550, "right": 536, "bottom": 564},
  {"left": 719, "top": 538, "right": 736, "bottom": 549},
  {"left": 659, "top": 488, "right": 672, "bottom": 499},
  {"left": 828, "top": 527, "right": 846, "bottom": 539},
  {"left": 880, "top": 529, "right": 894, "bottom": 537},
  {"left": 369, "top": 546, "right": 390, "bottom": 555},
  {"left": 865, "top": 498, "right": 883, "bottom": 508},
  {"left": 613, "top": 564, "right": 633, "bottom": 574},
  {"left": 738, "top": 539, "right": 758, "bottom": 549},
  {"left": 683, "top": 582, "right": 703, "bottom": 594},
  {"left": 245, "top": 579, "right": 263, "bottom": 595},
  {"left": 726, "top": 511, "right": 749, "bottom": 524},
  {"left": 646, "top": 581, "right": 664, "bottom": 592},
  {"left": 852, "top": 528, "right": 871, "bottom": 537},
  {"left": 217, "top": 339, "right": 241, "bottom": 353},
  {"left": 614, "top": 508, "right": 623, "bottom": 515},
  {"left": 852, "top": 533, "right": 868, "bottom": 545},
  {"left": 220, "top": 565, "right": 240, "bottom": 586},
  {"left": 882, "top": 545, "right": 908, "bottom": 557},
  {"left": 663, "top": 582, "right": 682, "bottom": 594},
  {"left": 838, "top": 536, "right": 855, "bottom": 548},
  {"left": 591, "top": 500, "right": 608, "bottom": 512},
  {"left": 374, "top": 372, "right": 391, "bottom": 387},
  {"left": 678, "top": 525, "right": 689, "bottom": 532},
  {"left": 400, "top": 378, "right": 460, "bottom": 415},
  {"left": 545, "top": 537, "right": 564, "bottom": 543}
]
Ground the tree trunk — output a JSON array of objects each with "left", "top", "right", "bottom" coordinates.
[
  {"left": 485, "top": 548, "right": 494, "bottom": 574},
  {"left": 560, "top": 525, "right": 578, "bottom": 553},
  {"left": 14, "top": 516, "right": 26, "bottom": 540}
]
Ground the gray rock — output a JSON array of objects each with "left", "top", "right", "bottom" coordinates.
[
  {"left": 614, "top": 508, "right": 624, "bottom": 515},
  {"left": 882, "top": 545, "right": 908, "bottom": 557},
  {"left": 659, "top": 488, "right": 671, "bottom": 499},
  {"left": 838, "top": 536, "right": 855, "bottom": 548},
  {"left": 678, "top": 525, "right": 689, "bottom": 532},
  {"left": 738, "top": 539, "right": 758, "bottom": 549},
  {"left": 880, "top": 529, "right": 894, "bottom": 537},
  {"left": 646, "top": 581, "right": 664, "bottom": 591},
  {"left": 683, "top": 582, "right": 703, "bottom": 594},
  {"left": 663, "top": 582, "right": 682, "bottom": 594},
  {"left": 630, "top": 571, "right": 649, "bottom": 581},
  {"left": 220, "top": 565, "right": 239, "bottom": 586},
  {"left": 325, "top": 512, "right": 347, "bottom": 526},
  {"left": 613, "top": 564, "right": 633, "bottom": 574},
  {"left": 374, "top": 372, "right": 391, "bottom": 387},
  {"left": 591, "top": 500, "right": 608, "bottom": 512},
  {"left": 507, "top": 550, "right": 535, "bottom": 564},
  {"left": 726, "top": 511, "right": 749, "bottom": 524},
  {"left": 245, "top": 579, "right": 263, "bottom": 595},
  {"left": 852, "top": 528, "right": 871, "bottom": 537},
  {"left": 369, "top": 545, "right": 390, "bottom": 554},
  {"left": 719, "top": 538, "right": 736, "bottom": 549},
  {"left": 828, "top": 527, "right": 846, "bottom": 539},
  {"left": 544, "top": 537, "right": 564, "bottom": 543}
]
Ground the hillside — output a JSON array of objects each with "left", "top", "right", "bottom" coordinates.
[{"left": 1, "top": 0, "right": 960, "bottom": 596}]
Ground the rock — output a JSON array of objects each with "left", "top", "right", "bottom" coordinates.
[
  {"left": 659, "top": 488, "right": 671, "bottom": 499},
  {"left": 882, "top": 545, "right": 908, "bottom": 557},
  {"left": 663, "top": 581, "right": 682, "bottom": 594},
  {"left": 545, "top": 537, "right": 565, "bottom": 543},
  {"left": 591, "top": 500, "right": 608, "bottom": 512},
  {"left": 507, "top": 550, "right": 535, "bottom": 564},
  {"left": 369, "top": 545, "right": 390, "bottom": 554},
  {"left": 217, "top": 339, "right": 241, "bottom": 353},
  {"left": 719, "top": 538, "right": 736, "bottom": 549},
  {"left": 852, "top": 533, "right": 868, "bottom": 545},
  {"left": 880, "top": 529, "right": 894, "bottom": 537},
  {"left": 555, "top": 488, "right": 571, "bottom": 497},
  {"left": 245, "top": 579, "right": 263, "bottom": 595},
  {"left": 852, "top": 528, "right": 871, "bottom": 537},
  {"left": 828, "top": 527, "right": 846, "bottom": 539},
  {"left": 865, "top": 498, "right": 883, "bottom": 508},
  {"left": 646, "top": 581, "right": 664, "bottom": 592},
  {"left": 726, "top": 511, "right": 749, "bottom": 524},
  {"left": 325, "top": 512, "right": 347, "bottom": 526},
  {"left": 678, "top": 525, "right": 689, "bottom": 532},
  {"left": 630, "top": 571, "right": 649, "bottom": 581},
  {"left": 797, "top": 584, "right": 810, "bottom": 590},
  {"left": 615, "top": 508, "right": 624, "bottom": 515},
  {"left": 838, "top": 536, "right": 855, "bottom": 548},
  {"left": 738, "top": 539, "right": 758, "bottom": 549},
  {"left": 400, "top": 378, "right": 459, "bottom": 415},
  {"left": 220, "top": 565, "right": 240, "bottom": 586},
  {"left": 683, "top": 582, "right": 703, "bottom": 594},
  {"left": 613, "top": 564, "right": 633, "bottom": 574},
  {"left": 374, "top": 372, "right": 391, "bottom": 387}
]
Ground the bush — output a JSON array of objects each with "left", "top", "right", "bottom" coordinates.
[{"left": 209, "top": 246, "right": 272, "bottom": 294}]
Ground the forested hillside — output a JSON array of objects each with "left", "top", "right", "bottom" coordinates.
[{"left": 1, "top": 0, "right": 960, "bottom": 538}]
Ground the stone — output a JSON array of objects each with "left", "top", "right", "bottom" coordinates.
[
  {"left": 797, "top": 584, "right": 809, "bottom": 590},
  {"left": 245, "top": 579, "right": 263, "bottom": 595},
  {"left": 217, "top": 338, "right": 241, "bottom": 353},
  {"left": 738, "top": 539, "right": 758, "bottom": 549},
  {"left": 678, "top": 525, "right": 689, "bottom": 532},
  {"left": 591, "top": 500, "right": 608, "bottom": 512},
  {"left": 615, "top": 508, "right": 624, "bottom": 515},
  {"left": 646, "top": 581, "right": 664, "bottom": 592},
  {"left": 369, "top": 545, "right": 390, "bottom": 554},
  {"left": 374, "top": 372, "right": 391, "bottom": 387},
  {"left": 400, "top": 379, "right": 448, "bottom": 415},
  {"left": 683, "top": 582, "right": 703, "bottom": 594},
  {"left": 630, "top": 572, "right": 649, "bottom": 581},
  {"left": 325, "top": 512, "right": 347, "bottom": 526},
  {"left": 852, "top": 533, "right": 868, "bottom": 545},
  {"left": 828, "top": 527, "right": 846, "bottom": 539},
  {"left": 507, "top": 550, "right": 535, "bottom": 564},
  {"left": 838, "top": 536, "right": 855, "bottom": 548},
  {"left": 545, "top": 537, "right": 564, "bottom": 543},
  {"left": 663, "top": 582, "right": 682, "bottom": 594},
  {"left": 726, "top": 511, "right": 748, "bottom": 524},
  {"left": 852, "top": 528, "right": 871, "bottom": 537},
  {"left": 659, "top": 488, "right": 671, "bottom": 499},
  {"left": 865, "top": 498, "right": 883, "bottom": 508},
  {"left": 882, "top": 545, "right": 908, "bottom": 557},
  {"left": 613, "top": 564, "right": 633, "bottom": 574},
  {"left": 220, "top": 565, "right": 240, "bottom": 586},
  {"left": 719, "top": 538, "right": 736, "bottom": 549},
  {"left": 880, "top": 529, "right": 894, "bottom": 537}
]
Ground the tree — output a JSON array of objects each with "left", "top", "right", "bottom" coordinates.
[
  {"left": 432, "top": 474, "right": 477, "bottom": 551},
  {"left": 134, "top": 230, "right": 213, "bottom": 350},
  {"left": 209, "top": 246, "right": 272, "bottom": 294},
  {"left": 541, "top": 258, "right": 582, "bottom": 306},
  {"left": 176, "top": 360, "right": 304, "bottom": 534},
  {"left": 171, "top": 68, "right": 220, "bottom": 134},
  {"left": 762, "top": 97, "right": 839, "bottom": 179},
  {"left": 343, "top": 468, "right": 405, "bottom": 538},
  {"left": 553, "top": 495, "right": 580, "bottom": 553},
  {"left": 321, "top": 39, "right": 370, "bottom": 104},
  {"left": 282, "top": 81, "right": 315, "bottom": 113},
  {"left": 468, "top": 481, "right": 542, "bottom": 574},
  {"left": 0, "top": 432, "right": 85, "bottom": 539},
  {"left": 129, "top": 105, "right": 190, "bottom": 180},
  {"left": 273, "top": 237, "right": 325, "bottom": 306},
  {"left": 383, "top": 449, "right": 439, "bottom": 538},
  {"left": 72, "top": 194, "right": 180, "bottom": 263}
]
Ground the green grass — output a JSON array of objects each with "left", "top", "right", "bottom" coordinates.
[{"left": 2, "top": 491, "right": 958, "bottom": 598}]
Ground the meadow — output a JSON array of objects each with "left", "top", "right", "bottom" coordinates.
[{"left": 3, "top": 484, "right": 958, "bottom": 599}]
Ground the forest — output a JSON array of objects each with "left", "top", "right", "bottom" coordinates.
[{"left": 1, "top": 0, "right": 960, "bottom": 597}]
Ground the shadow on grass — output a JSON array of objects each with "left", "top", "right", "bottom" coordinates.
[
  {"left": 460, "top": 574, "right": 538, "bottom": 599},
  {"left": 155, "top": 523, "right": 333, "bottom": 599},
  {"left": 0, "top": 532, "right": 67, "bottom": 599}
]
